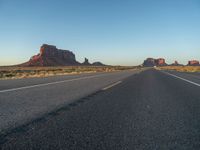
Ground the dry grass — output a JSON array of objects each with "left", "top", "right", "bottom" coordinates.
[
  {"left": 0, "top": 66, "right": 140, "bottom": 80},
  {"left": 158, "top": 66, "right": 200, "bottom": 73}
]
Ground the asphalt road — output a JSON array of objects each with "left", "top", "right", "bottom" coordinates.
[
  {"left": 0, "top": 70, "right": 142, "bottom": 132},
  {"left": 164, "top": 70, "right": 200, "bottom": 85},
  {"left": 1, "top": 69, "right": 200, "bottom": 149}
]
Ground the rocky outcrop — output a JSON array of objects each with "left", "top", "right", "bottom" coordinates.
[
  {"left": 22, "top": 44, "right": 80, "bottom": 66},
  {"left": 187, "top": 60, "right": 200, "bottom": 66},
  {"left": 143, "top": 58, "right": 156, "bottom": 67},
  {"left": 19, "top": 43, "right": 111, "bottom": 67},
  {"left": 172, "top": 61, "right": 179, "bottom": 66},
  {"left": 82, "top": 58, "right": 106, "bottom": 66},
  {"left": 82, "top": 58, "right": 91, "bottom": 66},
  {"left": 170, "top": 61, "right": 183, "bottom": 66},
  {"left": 20, "top": 44, "right": 107, "bottom": 67},
  {"left": 143, "top": 58, "right": 167, "bottom": 67},
  {"left": 155, "top": 58, "right": 166, "bottom": 66},
  {"left": 143, "top": 58, "right": 200, "bottom": 66}
]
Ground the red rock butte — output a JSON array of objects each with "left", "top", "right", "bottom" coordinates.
[
  {"left": 20, "top": 44, "right": 106, "bottom": 67},
  {"left": 187, "top": 60, "right": 200, "bottom": 66},
  {"left": 143, "top": 58, "right": 167, "bottom": 67},
  {"left": 155, "top": 58, "right": 166, "bottom": 66},
  {"left": 21, "top": 44, "right": 80, "bottom": 66}
]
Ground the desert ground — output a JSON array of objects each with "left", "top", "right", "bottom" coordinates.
[
  {"left": 158, "top": 66, "right": 200, "bottom": 72},
  {"left": 0, "top": 66, "right": 140, "bottom": 80}
]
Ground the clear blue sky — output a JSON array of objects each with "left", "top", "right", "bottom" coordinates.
[{"left": 0, "top": 0, "right": 200, "bottom": 66}]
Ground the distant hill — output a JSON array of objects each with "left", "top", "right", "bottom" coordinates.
[{"left": 92, "top": 62, "right": 106, "bottom": 66}]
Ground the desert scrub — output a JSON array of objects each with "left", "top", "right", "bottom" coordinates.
[
  {"left": 159, "top": 66, "right": 200, "bottom": 72},
  {"left": 0, "top": 66, "right": 139, "bottom": 80}
]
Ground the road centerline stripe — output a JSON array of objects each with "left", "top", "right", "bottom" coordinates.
[
  {"left": 102, "top": 81, "right": 122, "bottom": 90},
  {"left": 0, "top": 74, "right": 108, "bottom": 93},
  {"left": 163, "top": 71, "right": 200, "bottom": 87}
]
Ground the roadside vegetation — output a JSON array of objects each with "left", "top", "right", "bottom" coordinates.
[
  {"left": 0, "top": 66, "right": 141, "bottom": 80},
  {"left": 158, "top": 66, "right": 200, "bottom": 73}
]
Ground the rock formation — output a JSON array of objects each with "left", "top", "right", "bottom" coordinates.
[
  {"left": 143, "top": 58, "right": 167, "bottom": 67},
  {"left": 173, "top": 61, "right": 179, "bottom": 66},
  {"left": 82, "top": 58, "right": 91, "bottom": 65},
  {"left": 187, "top": 60, "right": 200, "bottom": 66},
  {"left": 20, "top": 44, "right": 107, "bottom": 67},
  {"left": 170, "top": 61, "right": 183, "bottom": 66},
  {"left": 143, "top": 58, "right": 156, "bottom": 67},
  {"left": 155, "top": 58, "right": 166, "bottom": 66},
  {"left": 143, "top": 58, "right": 200, "bottom": 66},
  {"left": 21, "top": 44, "right": 80, "bottom": 66}
]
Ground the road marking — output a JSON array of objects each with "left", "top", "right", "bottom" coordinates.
[
  {"left": 102, "top": 81, "right": 122, "bottom": 90},
  {"left": 0, "top": 74, "right": 108, "bottom": 93},
  {"left": 164, "top": 72, "right": 200, "bottom": 87}
]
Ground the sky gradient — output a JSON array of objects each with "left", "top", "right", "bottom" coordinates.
[{"left": 0, "top": 0, "right": 200, "bottom": 66}]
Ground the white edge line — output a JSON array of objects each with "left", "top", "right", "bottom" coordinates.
[
  {"left": 102, "top": 81, "right": 122, "bottom": 90},
  {"left": 0, "top": 74, "right": 108, "bottom": 93},
  {"left": 163, "top": 71, "right": 200, "bottom": 87}
]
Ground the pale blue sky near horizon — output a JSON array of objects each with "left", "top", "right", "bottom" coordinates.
[{"left": 0, "top": 0, "right": 200, "bottom": 66}]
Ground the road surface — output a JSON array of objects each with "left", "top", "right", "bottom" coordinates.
[
  {"left": 0, "top": 70, "right": 142, "bottom": 132},
  {"left": 1, "top": 69, "right": 200, "bottom": 149}
]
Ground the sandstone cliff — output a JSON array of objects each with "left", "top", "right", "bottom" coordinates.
[
  {"left": 187, "top": 60, "right": 200, "bottom": 66},
  {"left": 20, "top": 44, "right": 106, "bottom": 67},
  {"left": 143, "top": 58, "right": 167, "bottom": 67},
  {"left": 22, "top": 44, "right": 80, "bottom": 66}
]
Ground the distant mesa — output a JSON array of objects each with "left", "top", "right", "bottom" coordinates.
[
  {"left": 21, "top": 44, "right": 79, "bottom": 66},
  {"left": 187, "top": 60, "right": 200, "bottom": 66},
  {"left": 20, "top": 44, "right": 105, "bottom": 67},
  {"left": 170, "top": 61, "right": 183, "bottom": 66},
  {"left": 18, "top": 45, "right": 200, "bottom": 67},
  {"left": 143, "top": 58, "right": 167, "bottom": 67},
  {"left": 143, "top": 58, "right": 200, "bottom": 67},
  {"left": 143, "top": 58, "right": 156, "bottom": 67},
  {"left": 155, "top": 58, "right": 167, "bottom": 66}
]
